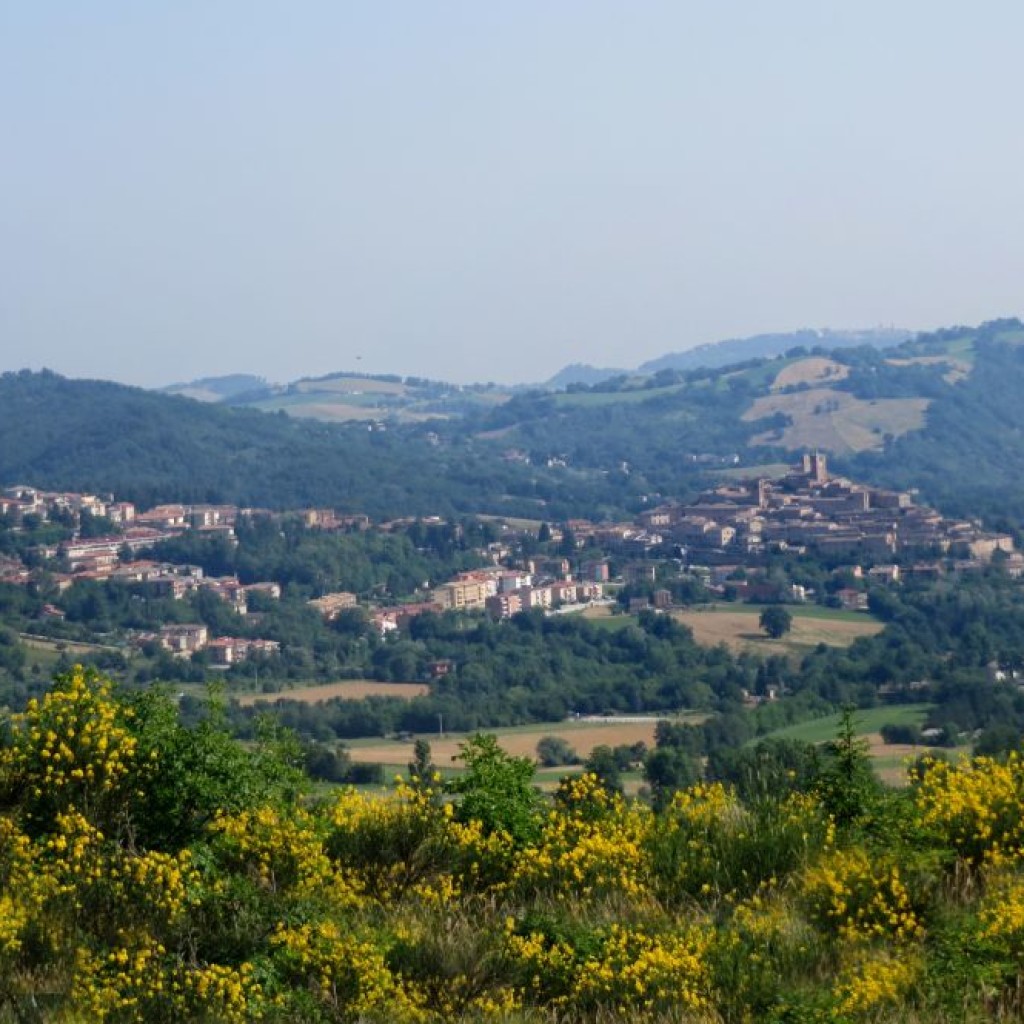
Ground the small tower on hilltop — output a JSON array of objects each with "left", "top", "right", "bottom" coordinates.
[
  {"left": 801, "top": 450, "right": 828, "bottom": 485},
  {"left": 757, "top": 478, "right": 770, "bottom": 509}
]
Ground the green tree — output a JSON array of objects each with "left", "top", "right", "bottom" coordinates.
[
  {"left": 407, "top": 738, "right": 440, "bottom": 802},
  {"left": 536, "top": 735, "right": 578, "bottom": 767},
  {"left": 446, "top": 734, "right": 542, "bottom": 844},
  {"left": 583, "top": 744, "right": 623, "bottom": 795},
  {"left": 759, "top": 605, "right": 793, "bottom": 640},
  {"left": 643, "top": 746, "right": 699, "bottom": 809},
  {"left": 814, "top": 705, "right": 880, "bottom": 828}
]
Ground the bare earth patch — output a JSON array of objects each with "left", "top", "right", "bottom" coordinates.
[
  {"left": 236, "top": 680, "right": 429, "bottom": 707},
  {"left": 771, "top": 357, "right": 849, "bottom": 391},
  {"left": 672, "top": 608, "right": 882, "bottom": 655},
  {"left": 743, "top": 388, "right": 930, "bottom": 454}
]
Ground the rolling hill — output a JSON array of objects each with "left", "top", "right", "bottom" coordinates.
[{"left": 5, "top": 318, "right": 1024, "bottom": 529}]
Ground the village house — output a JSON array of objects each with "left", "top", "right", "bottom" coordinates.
[
  {"left": 159, "top": 624, "right": 209, "bottom": 655},
  {"left": 308, "top": 592, "right": 358, "bottom": 620},
  {"left": 206, "top": 637, "right": 280, "bottom": 666},
  {"left": 485, "top": 591, "right": 523, "bottom": 619}
]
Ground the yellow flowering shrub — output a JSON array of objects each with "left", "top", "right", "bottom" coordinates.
[
  {"left": 572, "top": 924, "right": 712, "bottom": 1014},
  {"left": 211, "top": 804, "right": 359, "bottom": 905},
  {"left": 802, "top": 847, "right": 923, "bottom": 943},
  {"left": 501, "top": 918, "right": 577, "bottom": 1001},
  {"left": 647, "top": 781, "right": 750, "bottom": 899},
  {"left": 0, "top": 666, "right": 144, "bottom": 824},
  {"left": 443, "top": 813, "right": 516, "bottom": 894},
  {"left": 730, "top": 887, "right": 815, "bottom": 952},
  {"left": 913, "top": 753, "right": 1024, "bottom": 866},
  {"left": 12, "top": 666, "right": 1024, "bottom": 1021},
  {"left": 325, "top": 782, "right": 452, "bottom": 902},
  {"left": 979, "top": 871, "right": 1024, "bottom": 952},
  {"left": 72, "top": 940, "right": 263, "bottom": 1023},
  {"left": 272, "top": 919, "right": 422, "bottom": 1022},
  {"left": 510, "top": 774, "right": 651, "bottom": 900},
  {"left": 503, "top": 914, "right": 712, "bottom": 1015},
  {"left": 713, "top": 888, "right": 821, "bottom": 1016},
  {"left": 832, "top": 946, "right": 923, "bottom": 1017},
  {"left": 0, "top": 814, "right": 52, "bottom": 958}
]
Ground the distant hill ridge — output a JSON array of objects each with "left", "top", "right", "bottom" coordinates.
[
  {"left": 6, "top": 317, "right": 1024, "bottom": 529},
  {"left": 162, "top": 374, "right": 268, "bottom": 402},
  {"left": 160, "top": 328, "right": 913, "bottom": 401},
  {"left": 544, "top": 327, "right": 913, "bottom": 389}
]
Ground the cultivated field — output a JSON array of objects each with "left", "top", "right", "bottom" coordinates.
[
  {"left": 713, "top": 462, "right": 793, "bottom": 481},
  {"left": 672, "top": 605, "right": 882, "bottom": 655},
  {"left": 236, "top": 680, "right": 429, "bottom": 707},
  {"left": 771, "top": 357, "right": 849, "bottom": 391},
  {"left": 346, "top": 717, "right": 702, "bottom": 768},
  {"left": 753, "top": 705, "right": 963, "bottom": 786},
  {"left": 886, "top": 355, "right": 971, "bottom": 384},
  {"left": 743, "top": 388, "right": 930, "bottom": 454},
  {"left": 293, "top": 376, "right": 408, "bottom": 395}
]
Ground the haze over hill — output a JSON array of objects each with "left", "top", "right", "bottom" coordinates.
[
  {"left": 6, "top": 318, "right": 1024, "bottom": 531},
  {"left": 161, "top": 326, "right": 916, "bottom": 415}
]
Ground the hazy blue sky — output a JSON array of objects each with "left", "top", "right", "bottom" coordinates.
[{"left": 3, "top": 2, "right": 1023, "bottom": 387}]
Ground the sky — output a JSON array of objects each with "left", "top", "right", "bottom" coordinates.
[{"left": 2, "top": 2, "right": 1024, "bottom": 389}]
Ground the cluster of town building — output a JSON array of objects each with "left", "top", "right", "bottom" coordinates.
[
  {"left": 0, "top": 487, "right": 284, "bottom": 664},
  {"left": 632, "top": 453, "right": 1019, "bottom": 574},
  {"left": 2, "top": 453, "right": 1020, "bottom": 666},
  {"left": 0, "top": 485, "right": 611, "bottom": 665},
  {"left": 305, "top": 558, "right": 607, "bottom": 633}
]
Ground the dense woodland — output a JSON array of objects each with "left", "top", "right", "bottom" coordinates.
[{"left": 0, "top": 371, "right": 625, "bottom": 521}]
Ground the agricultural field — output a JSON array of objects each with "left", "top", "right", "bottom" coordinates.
[
  {"left": 672, "top": 604, "right": 883, "bottom": 655},
  {"left": 886, "top": 354, "right": 972, "bottom": 384},
  {"left": 578, "top": 605, "right": 637, "bottom": 630},
  {"left": 754, "top": 704, "right": 964, "bottom": 785},
  {"left": 743, "top": 387, "right": 930, "bottom": 453},
  {"left": 235, "top": 680, "right": 430, "bottom": 707},
  {"left": 249, "top": 398, "right": 385, "bottom": 421},
  {"left": 770, "top": 356, "right": 850, "bottom": 391},
  {"left": 346, "top": 715, "right": 704, "bottom": 769},
  {"left": 712, "top": 461, "right": 792, "bottom": 481},
  {"left": 292, "top": 376, "right": 408, "bottom": 395},
  {"left": 759, "top": 704, "right": 931, "bottom": 746},
  {"left": 550, "top": 381, "right": 686, "bottom": 407}
]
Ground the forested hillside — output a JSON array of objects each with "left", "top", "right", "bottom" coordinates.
[
  {"left": 5, "top": 318, "right": 1024, "bottom": 527},
  {"left": 0, "top": 371, "right": 619, "bottom": 520}
]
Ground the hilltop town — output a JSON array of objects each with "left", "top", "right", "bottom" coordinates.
[{"left": 0, "top": 453, "right": 1017, "bottom": 677}]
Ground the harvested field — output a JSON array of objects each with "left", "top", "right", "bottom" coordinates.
[
  {"left": 865, "top": 733, "right": 966, "bottom": 786},
  {"left": 19, "top": 634, "right": 121, "bottom": 655},
  {"left": 276, "top": 402, "right": 381, "bottom": 421},
  {"left": 236, "top": 680, "right": 429, "bottom": 707},
  {"left": 672, "top": 605, "right": 882, "bottom": 655},
  {"left": 347, "top": 718, "right": 696, "bottom": 767},
  {"left": 886, "top": 355, "right": 971, "bottom": 384},
  {"left": 744, "top": 388, "right": 929, "bottom": 454},
  {"left": 771, "top": 357, "right": 849, "bottom": 391},
  {"left": 294, "top": 377, "right": 407, "bottom": 395}
]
